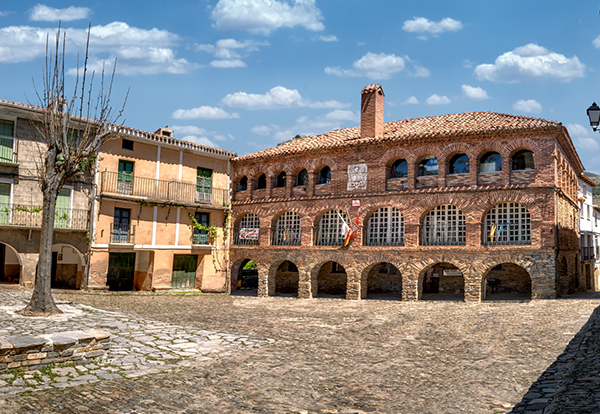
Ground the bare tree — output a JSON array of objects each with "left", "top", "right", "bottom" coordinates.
[{"left": 19, "top": 25, "right": 126, "bottom": 316}]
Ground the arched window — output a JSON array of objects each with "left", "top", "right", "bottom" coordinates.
[
  {"left": 418, "top": 156, "right": 438, "bottom": 176},
  {"left": 273, "top": 211, "right": 301, "bottom": 246},
  {"left": 316, "top": 209, "right": 348, "bottom": 246},
  {"left": 256, "top": 174, "right": 267, "bottom": 190},
  {"left": 238, "top": 176, "right": 247, "bottom": 191},
  {"left": 483, "top": 202, "right": 531, "bottom": 245},
  {"left": 296, "top": 169, "right": 309, "bottom": 186},
  {"left": 422, "top": 205, "right": 465, "bottom": 246},
  {"left": 319, "top": 166, "right": 331, "bottom": 184},
  {"left": 389, "top": 159, "right": 408, "bottom": 179},
  {"left": 276, "top": 171, "right": 286, "bottom": 188},
  {"left": 449, "top": 154, "right": 469, "bottom": 175},
  {"left": 366, "top": 207, "right": 404, "bottom": 246},
  {"left": 235, "top": 213, "right": 260, "bottom": 245},
  {"left": 480, "top": 152, "right": 502, "bottom": 173},
  {"left": 512, "top": 150, "right": 535, "bottom": 171}
]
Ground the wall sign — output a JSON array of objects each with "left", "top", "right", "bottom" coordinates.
[
  {"left": 239, "top": 228, "right": 259, "bottom": 240},
  {"left": 347, "top": 163, "right": 367, "bottom": 191},
  {"left": 351, "top": 199, "right": 361, "bottom": 207},
  {"left": 541, "top": 228, "right": 553, "bottom": 235}
]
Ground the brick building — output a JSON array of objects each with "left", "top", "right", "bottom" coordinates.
[{"left": 229, "top": 84, "right": 583, "bottom": 302}]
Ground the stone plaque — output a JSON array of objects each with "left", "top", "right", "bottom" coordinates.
[{"left": 347, "top": 163, "right": 367, "bottom": 191}]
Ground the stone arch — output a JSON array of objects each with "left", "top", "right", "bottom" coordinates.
[
  {"left": 361, "top": 261, "right": 402, "bottom": 300},
  {"left": 270, "top": 260, "right": 300, "bottom": 297},
  {"left": 474, "top": 193, "right": 542, "bottom": 223},
  {"left": 438, "top": 142, "right": 475, "bottom": 161},
  {"left": 475, "top": 145, "right": 506, "bottom": 161},
  {"left": 0, "top": 242, "right": 22, "bottom": 284},
  {"left": 378, "top": 148, "right": 416, "bottom": 168},
  {"left": 409, "top": 258, "right": 466, "bottom": 301},
  {"left": 230, "top": 257, "right": 259, "bottom": 295},
  {"left": 505, "top": 138, "right": 545, "bottom": 158},
  {"left": 51, "top": 243, "right": 86, "bottom": 289},
  {"left": 411, "top": 196, "right": 470, "bottom": 225},
  {"left": 481, "top": 262, "right": 532, "bottom": 300},
  {"left": 309, "top": 156, "right": 338, "bottom": 173},
  {"left": 310, "top": 255, "right": 356, "bottom": 299}
]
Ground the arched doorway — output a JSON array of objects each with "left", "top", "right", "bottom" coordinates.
[
  {"left": 0, "top": 243, "right": 21, "bottom": 284},
  {"left": 482, "top": 263, "right": 531, "bottom": 301},
  {"left": 232, "top": 259, "right": 258, "bottom": 296},
  {"left": 51, "top": 244, "right": 85, "bottom": 289},
  {"left": 316, "top": 261, "right": 346, "bottom": 298},
  {"left": 365, "top": 262, "right": 402, "bottom": 300},
  {"left": 421, "top": 263, "right": 464, "bottom": 301},
  {"left": 274, "top": 261, "right": 299, "bottom": 297}
]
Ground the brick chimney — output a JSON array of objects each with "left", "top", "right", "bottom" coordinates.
[{"left": 360, "top": 84, "right": 384, "bottom": 138}]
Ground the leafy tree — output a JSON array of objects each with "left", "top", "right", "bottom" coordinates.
[{"left": 19, "top": 25, "right": 126, "bottom": 315}]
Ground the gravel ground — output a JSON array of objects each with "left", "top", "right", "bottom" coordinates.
[{"left": 2, "top": 288, "right": 600, "bottom": 414}]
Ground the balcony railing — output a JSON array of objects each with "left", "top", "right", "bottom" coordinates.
[
  {"left": 421, "top": 225, "right": 466, "bottom": 246},
  {"left": 110, "top": 223, "right": 134, "bottom": 244},
  {"left": 0, "top": 204, "right": 89, "bottom": 230},
  {"left": 0, "top": 136, "right": 17, "bottom": 164},
  {"left": 315, "top": 230, "right": 345, "bottom": 246},
  {"left": 100, "top": 171, "right": 229, "bottom": 207},
  {"left": 233, "top": 228, "right": 260, "bottom": 246},
  {"left": 192, "top": 232, "right": 209, "bottom": 245},
  {"left": 581, "top": 246, "right": 595, "bottom": 261},
  {"left": 271, "top": 228, "right": 301, "bottom": 246}
]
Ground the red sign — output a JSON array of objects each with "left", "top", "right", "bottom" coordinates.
[{"left": 351, "top": 199, "right": 361, "bottom": 207}]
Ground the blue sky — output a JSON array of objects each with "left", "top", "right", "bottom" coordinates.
[{"left": 1, "top": 1, "right": 600, "bottom": 173}]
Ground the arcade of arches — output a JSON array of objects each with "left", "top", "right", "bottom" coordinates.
[{"left": 230, "top": 249, "right": 557, "bottom": 302}]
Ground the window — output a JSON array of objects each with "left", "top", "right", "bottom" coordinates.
[
  {"left": 512, "top": 150, "right": 535, "bottom": 171},
  {"left": 236, "top": 213, "right": 260, "bottom": 245},
  {"left": 418, "top": 156, "right": 438, "bottom": 176},
  {"left": 276, "top": 171, "right": 286, "bottom": 188},
  {"left": 117, "top": 160, "right": 134, "bottom": 195},
  {"left": 273, "top": 211, "right": 301, "bottom": 246},
  {"left": 196, "top": 168, "right": 212, "bottom": 203},
  {"left": 480, "top": 152, "right": 502, "bottom": 173},
  {"left": 257, "top": 174, "right": 267, "bottom": 190},
  {"left": 296, "top": 169, "right": 309, "bottom": 186},
  {"left": 483, "top": 202, "right": 531, "bottom": 245},
  {"left": 55, "top": 187, "right": 72, "bottom": 229},
  {"left": 122, "top": 139, "right": 134, "bottom": 151},
  {"left": 422, "top": 204, "right": 465, "bottom": 246},
  {"left": 366, "top": 207, "right": 404, "bottom": 246},
  {"left": 318, "top": 166, "right": 331, "bottom": 184},
  {"left": 389, "top": 159, "right": 408, "bottom": 178},
  {"left": 449, "top": 154, "right": 469, "bottom": 175},
  {"left": 316, "top": 209, "right": 348, "bottom": 246},
  {"left": 238, "top": 176, "right": 248, "bottom": 191},
  {"left": 0, "top": 181, "right": 11, "bottom": 225},
  {"left": 193, "top": 212, "right": 210, "bottom": 244},
  {"left": 0, "top": 119, "right": 15, "bottom": 163},
  {"left": 112, "top": 208, "right": 131, "bottom": 243}
]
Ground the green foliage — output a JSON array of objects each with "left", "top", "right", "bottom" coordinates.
[
  {"left": 584, "top": 172, "right": 600, "bottom": 206},
  {"left": 188, "top": 213, "right": 218, "bottom": 242},
  {"left": 243, "top": 260, "right": 257, "bottom": 270}
]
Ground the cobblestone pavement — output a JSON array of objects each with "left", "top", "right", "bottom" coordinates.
[{"left": 1, "top": 286, "right": 600, "bottom": 414}]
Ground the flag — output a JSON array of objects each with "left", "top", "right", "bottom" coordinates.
[{"left": 489, "top": 223, "right": 497, "bottom": 243}]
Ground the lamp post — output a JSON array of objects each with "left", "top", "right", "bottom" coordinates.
[{"left": 587, "top": 102, "right": 600, "bottom": 131}]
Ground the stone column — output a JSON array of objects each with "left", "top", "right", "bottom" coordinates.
[
  {"left": 463, "top": 273, "right": 482, "bottom": 302},
  {"left": 345, "top": 268, "right": 361, "bottom": 300},
  {"left": 402, "top": 270, "right": 419, "bottom": 301},
  {"left": 257, "top": 265, "right": 269, "bottom": 297},
  {"left": 404, "top": 223, "right": 420, "bottom": 247},
  {"left": 469, "top": 158, "right": 478, "bottom": 186},
  {"left": 297, "top": 269, "right": 313, "bottom": 299},
  {"left": 438, "top": 161, "right": 448, "bottom": 188}
]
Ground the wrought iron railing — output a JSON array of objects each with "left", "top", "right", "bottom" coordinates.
[
  {"left": 0, "top": 136, "right": 17, "bottom": 164},
  {"left": 314, "top": 230, "right": 345, "bottom": 246},
  {"left": 271, "top": 228, "right": 301, "bottom": 246},
  {"left": 110, "top": 223, "right": 134, "bottom": 244},
  {"left": 100, "top": 171, "right": 229, "bottom": 207},
  {"left": 192, "top": 232, "right": 209, "bottom": 245},
  {"left": 0, "top": 204, "right": 89, "bottom": 229},
  {"left": 421, "top": 225, "right": 466, "bottom": 246},
  {"left": 233, "top": 228, "right": 260, "bottom": 245}
]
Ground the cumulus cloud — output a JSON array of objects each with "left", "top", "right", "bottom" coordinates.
[
  {"left": 182, "top": 135, "right": 219, "bottom": 148},
  {"left": 324, "top": 109, "right": 358, "bottom": 122},
  {"left": 403, "top": 96, "right": 419, "bottom": 104},
  {"left": 196, "top": 38, "right": 269, "bottom": 68},
  {"left": 318, "top": 35, "right": 338, "bottom": 42},
  {"left": 251, "top": 125, "right": 272, "bottom": 136},
  {"left": 426, "top": 94, "right": 451, "bottom": 105},
  {"left": 566, "top": 123, "right": 600, "bottom": 151},
  {"left": 462, "top": 84, "right": 489, "bottom": 100},
  {"left": 211, "top": 59, "right": 246, "bottom": 68},
  {"left": 513, "top": 99, "right": 542, "bottom": 114},
  {"left": 211, "top": 0, "right": 324, "bottom": 35},
  {"left": 221, "top": 86, "right": 349, "bottom": 110},
  {"left": 171, "top": 125, "right": 207, "bottom": 136},
  {"left": 402, "top": 17, "right": 462, "bottom": 39},
  {"left": 172, "top": 106, "right": 239, "bottom": 120},
  {"left": 325, "top": 52, "right": 428, "bottom": 80},
  {"left": 474, "top": 43, "right": 585, "bottom": 83},
  {"left": 29, "top": 4, "right": 91, "bottom": 21}
]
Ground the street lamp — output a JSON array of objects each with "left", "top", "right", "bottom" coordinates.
[{"left": 587, "top": 102, "right": 600, "bottom": 131}]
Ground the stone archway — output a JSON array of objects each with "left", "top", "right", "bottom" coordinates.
[
  {"left": 363, "top": 262, "right": 402, "bottom": 300},
  {"left": 0, "top": 242, "right": 21, "bottom": 284},
  {"left": 420, "top": 262, "right": 464, "bottom": 301},
  {"left": 315, "top": 261, "right": 347, "bottom": 298},
  {"left": 51, "top": 244, "right": 86, "bottom": 289},
  {"left": 274, "top": 260, "right": 299, "bottom": 297},
  {"left": 482, "top": 263, "right": 532, "bottom": 301},
  {"left": 231, "top": 258, "right": 258, "bottom": 296}
]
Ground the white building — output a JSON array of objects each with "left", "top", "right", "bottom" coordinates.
[{"left": 579, "top": 174, "right": 599, "bottom": 291}]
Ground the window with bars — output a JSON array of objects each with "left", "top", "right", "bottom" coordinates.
[
  {"left": 235, "top": 213, "right": 260, "bottom": 245},
  {"left": 366, "top": 207, "right": 404, "bottom": 246},
  {"left": 316, "top": 209, "right": 348, "bottom": 246},
  {"left": 422, "top": 204, "right": 466, "bottom": 246},
  {"left": 273, "top": 211, "right": 301, "bottom": 245},
  {"left": 483, "top": 202, "right": 531, "bottom": 245}
]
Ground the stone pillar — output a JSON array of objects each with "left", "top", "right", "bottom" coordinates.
[
  {"left": 346, "top": 268, "right": 361, "bottom": 300},
  {"left": 309, "top": 172, "right": 317, "bottom": 196},
  {"left": 297, "top": 269, "right": 313, "bottom": 299},
  {"left": 501, "top": 155, "right": 510, "bottom": 186},
  {"left": 286, "top": 174, "right": 294, "bottom": 198},
  {"left": 469, "top": 157, "right": 478, "bottom": 186},
  {"left": 466, "top": 222, "right": 481, "bottom": 247},
  {"left": 405, "top": 223, "right": 420, "bottom": 247},
  {"left": 438, "top": 161, "right": 448, "bottom": 188},
  {"left": 257, "top": 265, "right": 269, "bottom": 297},
  {"left": 463, "top": 273, "right": 481, "bottom": 302},
  {"left": 402, "top": 270, "right": 419, "bottom": 301}
]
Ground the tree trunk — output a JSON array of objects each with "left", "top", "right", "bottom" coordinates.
[{"left": 19, "top": 177, "right": 63, "bottom": 315}]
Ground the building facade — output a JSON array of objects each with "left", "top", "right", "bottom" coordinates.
[
  {"left": 0, "top": 100, "right": 91, "bottom": 289},
  {"left": 578, "top": 174, "right": 599, "bottom": 291},
  {"left": 229, "top": 84, "right": 583, "bottom": 302}
]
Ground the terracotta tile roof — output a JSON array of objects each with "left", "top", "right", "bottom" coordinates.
[
  {"left": 234, "top": 111, "right": 562, "bottom": 163},
  {"left": 0, "top": 98, "right": 237, "bottom": 158}
]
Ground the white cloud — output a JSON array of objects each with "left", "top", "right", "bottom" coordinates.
[
  {"left": 196, "top": 38, "right": 268, "bottom": 68},
  {"left": 592, "top": 35, "right": 600, "bottom": 48},
  {"left": 182, "top": 135, "right": 219, "bottom": 148},
  {"left": 474, "top": 43, "right": 585, "bottom": 83},
  {"left": 29, "top": 4, "right": 91, "bottom": 21},
  {"left": 402, "top": 17, "right": 462, "bottom": 39},
  {"left": 211, "top": 59, "right": 246, "bottom": 68},
  {"left": 211, "top": 0, "right": 324, "bottom": 35},
  {"left": 0, "top": 22, "right": 197, "bottom": 75},
  {"left": 324, "top": 109, "right": 358, "bottom": 122},
  {"left": 462, "top": 84, "right": 489, "bottom": 100},
  {"left": 325, "top": 52, "right": 412, "bottom": 80},
  {"left": 171, "top": 126, "right": 207, "bottom": 136},
  {"left": 172, "top": 106, "right": 239, "bottom": 120},
  {"left": 221, "top": 86, "right": 349, "bottom": 110},
  {"left": 426, "top": 94, "right": 451, "bottom": 105},
  {"left": 318, "top": 35, "right": 338, "bottom": 42},
  {"left": 566, "top": 123, "right": 600, "bottom": 151},
  {"left": 513, "top": 99, "right": 542, "bottom": 114},
  {"left": 403, "top": 96, "right": 419, "bottom": 105},
  {"left": 251, "top": 125, "right": 272, "bottom": 136},
  {"left": 578, "top": 137, "right": 600, "bottom": 151}
]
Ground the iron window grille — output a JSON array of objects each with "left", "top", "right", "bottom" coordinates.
[
  {"left": 273, "top": 211, "right": 301, "bottom": 245},
  {"left": 316, "top": 209, "right": 348, "bottom": 246},
  {"left": 366, "top": 207, "right": 404, "bottom": 246},
  {"left": 422, "top": 204, "right": 466, "bottom": 246},
  {"left": 235, "top": 213, "right": 260, "bottom": 245},
  {"left": 483, "top": 202, "right": 531, "bottom": 245}
]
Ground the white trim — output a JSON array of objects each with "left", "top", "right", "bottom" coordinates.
[
  {"left": 179, "top": 150, "right": 183, "bottom": 181},
  {"left": 175, "top": 207, "right": 181, "bottom": 245},
  {"left": 152, "top": 206, "right": 158, "bottom": 246},
  {"left": 156, "top": 146, "right": 161, "bottom": 180},
  {"left": 92, "top": 244, "right": 215, "bottom": 250}
]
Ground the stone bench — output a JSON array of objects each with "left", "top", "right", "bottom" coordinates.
[{"left": 0, "top": 330, "right": 111, "bottom": 372}]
